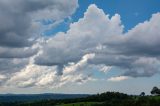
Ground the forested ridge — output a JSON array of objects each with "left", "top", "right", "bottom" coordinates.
[{"left": 0, "top": 86, "right": 160, "bottom": 106}]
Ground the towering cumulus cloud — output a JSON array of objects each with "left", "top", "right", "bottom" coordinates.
[
  {"left": 0, "top": 3, "right": 160, "bottom": 88},
  {"left": 35, "top": 4, "right": 160, "bottom": 79}
]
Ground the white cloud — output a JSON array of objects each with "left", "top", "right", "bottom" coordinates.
[
  {"left": 35, "top": 4, "right": 124, "bottom": 67},
  {"left": 7, "top": 64, "right": 58, "bottom": 88},
  {"left": 99, "top": 65, "right": 111, "bottom": 73},
  {"left": 0, "top": 75, "right": 6, "bottom": 81},
  {"left": 63, "top": 53, "right": 95, "bottom": 74},
  {"left": 5, "top": 53, "right": 95, "bottom": 88},
  {"left": 108, "top": 76, "right": 130, "bottom": 82}
]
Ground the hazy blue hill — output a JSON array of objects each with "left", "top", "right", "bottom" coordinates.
[{"left": 0, "top": 93, "right": 89, "bottom": 102}]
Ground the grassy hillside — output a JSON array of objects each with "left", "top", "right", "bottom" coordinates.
[
  {"left": 57, "top": 96, "right": 160, "bottom": 106},
  {"left": 56, "top": 102, "right": 103, "bottom": 106}
]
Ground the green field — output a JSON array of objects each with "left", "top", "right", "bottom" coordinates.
[
  {"left": 57, "top": 102, "right": 103, "bottom": 106},
  {"left": 57, "top": 96, "right": 160, "bottom": 106}
]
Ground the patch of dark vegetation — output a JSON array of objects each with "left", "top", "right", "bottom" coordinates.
[{"left": 0, "top": 86, "right": 160, "bottom": 106}]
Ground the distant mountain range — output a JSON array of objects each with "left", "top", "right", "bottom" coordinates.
[{"left": 0, "top": 93, "right": 90, "bottom": 102}]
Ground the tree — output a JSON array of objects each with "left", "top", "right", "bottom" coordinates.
[
  {"left": 140, "top": 92, "right": 145, "bottom": 96},
  {"left": 151, "top": 86, "right": 160, "bottom": 95}
]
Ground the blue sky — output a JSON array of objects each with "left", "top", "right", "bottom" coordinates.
[
  {"left": 0, "top": 0, "right": 160, "bottom": 95},
  {"left": 76, "top": 0, "right": 160, "bottom": 31},
  {"left": 44, "top": 0, "right": 160, "bottom": 36}
]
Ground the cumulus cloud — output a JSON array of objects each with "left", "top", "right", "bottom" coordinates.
[
  {"left": 0, "top": 0, "right": 78, "bottom": 46},
  {"left": 0, "top": 0, "right": 78, "bottom": 59},
  {"left": 123, "top": 57, "right": 160, "bottom": 77},
  {"left": 34, "top": 4, "right": 124, "bottom": 66},
  {"left": 0, "top": 3, "right": 160, "bottom": 88},
  {"left": 35, "top": 4, "right": 160, "bottom": 79},
  {"left": 0, "top": 58, "right": 29, "bottom": 74},
  {"left": 6, "top": 53, "right": 95, "bottom": 88},
  {"left": 63, "top": 53, "right": 95, "bottom": 74},
  {"left": 0, "top": 46, "right": 38, "bottom": 58},
  {"left": 0, "top": 0, "right": 79, "bottom": 88},
  {"left": 6, "top": 64, "right": 58, "bottom": 88},
  {"left": 0, "top": 0, "right": 78, "bottom": 72}
]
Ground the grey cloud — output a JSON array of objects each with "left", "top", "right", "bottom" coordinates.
[
  {"left": 0, "top": 47, "right": 38, "bottom": 58},
  {"left": 105, "top": 13, "right": 160, "bottom": 57},
  {"left": 0, "top": 0, "right": 78, "bottom": 51},
  {"left": 0, "top": 0, "right": 78, "bottom": 74},
  {"left": 123, "top": 57, "right": 160, "bottom": 77},
  {"left": 0, "top": 58, "right": 28, "bottom": 74}
]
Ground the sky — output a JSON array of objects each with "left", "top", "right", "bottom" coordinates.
[{"left": 0, "top": 0, "right": 160, "bottom": 95}]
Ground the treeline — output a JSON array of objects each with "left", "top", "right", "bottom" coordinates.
[
  {"left": 93, "top": 96, "right": 160, "bottom": 106},
  {"left": 0, "top": 92, "right": 129, "bottom": 106},
  {"left": 1, "top": 93, "right": 160, "bottom": 106},
  {"left": 0, "top": 86, "right": 160, "bottom": 106}
]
